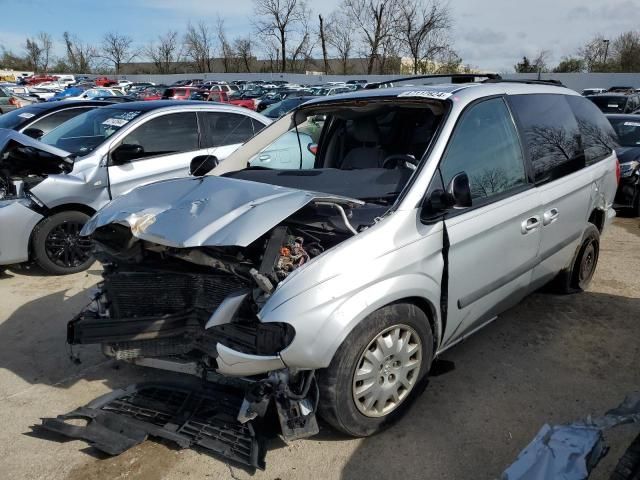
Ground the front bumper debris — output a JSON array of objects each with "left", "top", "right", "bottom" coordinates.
[{"left": 32, "top": 382, "right": 267, "bottom": 470}]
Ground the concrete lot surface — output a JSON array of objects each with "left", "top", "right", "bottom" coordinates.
[{"left": 0, "top": 217, "right": 638, "bottom": 480}]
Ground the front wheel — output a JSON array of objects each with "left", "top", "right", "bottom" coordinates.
[
  {"left": 32, "top": 211, "right": 94, "bottom": 275},
  {"left": 318, "top": 303, "right": 433, "bottom": 437}
]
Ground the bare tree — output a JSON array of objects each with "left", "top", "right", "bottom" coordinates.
[
  {"left": 24, "top": 37, "right": 43, "bottom": 72},
  {"left": 184, "top": 22, "right": 214, "bottom": 72},
  {"left": 234, "top": 37, "right": 254, "bottom": 72},
  {"left": 611, "top": 31, "right": 640, "bottom": 72},
  {"left": 318, "top": 14, "right": 330, "bottom": 74},
  {"left": 253, "top": 0, "right": 309, "bottom": 72},
  {"left": 397, "top": 0, "right": 450, "bottom": 74},
  {"left": 289, "top": 15, "right": 315, "bottom": 73},
  {"left": 101, "top": 32, "right": 136, "bottom": 74},
  {"left": 216, "top": 17, "right": 235, "bottom": 73},
  {"left": 578, "top": 35, "right": 610, "bottom": 72},
  {"left": 342, "top": 0, "right": 401, "bottom": 74},
  {"left": 144, "top": 30, "right": 181, "bottom": 74},
  {"left": 326, "top": 11, "right": 354, "bottom": 74},
  {"left": 63, "top": 32, "right": 97, "bottom": 73},
  {"left": 37, "top": 32, "right": 53, "bottom": 73}
]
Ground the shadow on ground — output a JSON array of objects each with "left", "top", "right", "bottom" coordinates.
[{"left": 339, "top": 291, "right": 640, "bottom": 480}]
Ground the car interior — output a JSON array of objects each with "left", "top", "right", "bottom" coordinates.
[{"left": 226, "top": 100, "right": 447, "bottom": 204}]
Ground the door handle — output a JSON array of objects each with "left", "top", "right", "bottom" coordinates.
[
  {"left": 258, "top": 154, "right": 271, "bottom": 162},
  {"left": 543, "top": 208, "right": 559, "bottom": 226},
  {"left": 521, "top": 215, "right": 541, "bottom": 234}
]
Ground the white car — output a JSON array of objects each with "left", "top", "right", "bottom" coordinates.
[
  {"left": 61, "top": 88, "right": 123, "bottom": 101},
  {"left": 0, "top": 101, "right": 271, "bottom": 274}
]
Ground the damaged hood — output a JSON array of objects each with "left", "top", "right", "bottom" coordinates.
[
  {"left": 0, "top": 128, "right": 73, "bottom": 175},
  {"left": 82, "top": 175, "right": 363, "bottom": 248}
]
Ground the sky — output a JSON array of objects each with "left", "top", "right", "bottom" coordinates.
[{"left": 1, "top": 0, "right": 639, "bottom": 72}]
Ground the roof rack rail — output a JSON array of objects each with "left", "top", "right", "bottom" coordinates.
[
  {"left": 364, "top": 73, "right": 502, "bottom": 89},
  {"left": 482, "top": 78, "right": 565, "bottom": 87}
]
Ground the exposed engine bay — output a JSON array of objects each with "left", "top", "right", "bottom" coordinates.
[
  {"left": 0, "top": 133, "right": 73, "bottom": 200},
  {"left": 65, "top": 197, "right": 385, "bottom": 446}
]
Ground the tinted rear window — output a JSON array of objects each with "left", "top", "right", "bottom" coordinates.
[
  {"left": 587, "top": 95, "right": 629, "bottom": 113},
  {"left": 508, "top": 94, "right": 585, "bottom": 184},
  {"left": 566, "top": 96, "right": 617, "bottom": 165}
]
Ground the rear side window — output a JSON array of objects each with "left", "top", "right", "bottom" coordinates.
[
  {"left": 199, "top": 112, "right": 258, "bottom": 147},
  {"left": 118, "top": 112, "right": 198, "bottom": 160},
  {"left": 508, "top": 94, "right": 584, "bottom": 184},
  {"left": 565, "top": 95, "right": 617, "bottom": 165},
  {"left": 440, "top": 97, "right": 527, "bottom": 201}
]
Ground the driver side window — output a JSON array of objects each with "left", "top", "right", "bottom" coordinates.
[
  {"left": 440, "top": 97, "right": 527, "bottom": 201},
  {"left": 117, "top": 112, "right": 199, "bottom": 161}
]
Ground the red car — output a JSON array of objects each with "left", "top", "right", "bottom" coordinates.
[
  {"left": 24, "top": 75, "right": 57, "bottom": 85},
  {"left": 228, "top": 98, "right": 258, "bottom": 110},
  {"left": 94, "top": 76, "right": 117, "bottom": 87},
  {"left": 161, "top": 87, "right": 203, "bottom": 100}
]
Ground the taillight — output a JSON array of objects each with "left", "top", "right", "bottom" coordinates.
[
  {"left": 8, "top": 97, "right": 18, "bottom": 106},
  {"left": 221, "top": 92, "right": 228, "bottom": 102},
  {"left": 615, "top": 158, "right": 621, "bottom": 184}
]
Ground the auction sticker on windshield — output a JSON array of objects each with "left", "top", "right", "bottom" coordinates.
[
  {"left": 102, "top": 118, "right": 129, "bottom": 127},
  {"left": 18, "top": 112, "right": 35, "bottom": 119},
  {"left": 398, "top": 91, "right": 452, "bottom": 100}
]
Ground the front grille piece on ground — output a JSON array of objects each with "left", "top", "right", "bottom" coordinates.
[{"left": 31, "top": 382, "right": 267, "bottom": 470}]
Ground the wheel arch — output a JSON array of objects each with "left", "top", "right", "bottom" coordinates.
[
  {"left": 28, "top": 204, "right": 96, "bottom": 257},
  {"left": 588, "top": 208, "right": 605, "bottom": 232}
]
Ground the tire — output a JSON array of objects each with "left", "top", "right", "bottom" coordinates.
[
  {"left": 318, "top": 302, "right": 433, "bottom": 437},
  {"left": 610, "top": 433, "right": 640, "bottom": 480},
  {"left": 548, "top": 223, "right": 600, "bottom": 294},
  {"left": 32, "top": 211, "right": 94, "bottom": 275}
]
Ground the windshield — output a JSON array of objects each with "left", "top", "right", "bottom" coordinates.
[
  {"left": 41, "top": 107, "right": 143, "bottom": 155},
  {"left": 609, "top": 117, "right": 640, "bottom": 147},
  {"left": 218, "top": 97, "right": 449, "bottom": 204},
  {"left": 588, "top": 96, "right": 629, "bottom": 113}
]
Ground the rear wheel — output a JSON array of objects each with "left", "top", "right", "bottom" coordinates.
[
  {"left": 32, "top": 211, "right": 94, "bottom": 275},
  {"left": 318, "top": 303, "right": 433, "bottom": 437},
  {"left": 548, "top": 223, "right": 600, "bottom": 294}
]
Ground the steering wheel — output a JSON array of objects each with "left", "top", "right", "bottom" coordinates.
[{"left": 382, "top": 154, "right": 418, "bottom": 169}]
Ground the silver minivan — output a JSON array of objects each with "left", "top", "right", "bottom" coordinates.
[
  {"left": 0, "top": 101, "right": 270, "bottom": 274},
  {"left": 56, "top": 79, "right": 619, "bottom": 458}
]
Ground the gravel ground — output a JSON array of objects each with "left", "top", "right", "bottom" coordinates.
[{"left": 0, "top": 217, "right": 638, "bottom": 480}]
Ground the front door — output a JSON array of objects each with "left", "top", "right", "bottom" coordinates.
[
  {"left": 439, "top": 97, "right": 542, "bottom": 346},
  {"left": 108, "top": 111, "right": 206, "bottom": 197}
]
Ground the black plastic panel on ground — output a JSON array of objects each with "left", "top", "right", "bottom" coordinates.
[{"left": 32, "top": 382, "right": 267, "bottom": 470}]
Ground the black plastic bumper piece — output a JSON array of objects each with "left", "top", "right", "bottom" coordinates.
[{"left": 31, "top": 382, "right": 267, "bottom": 470}]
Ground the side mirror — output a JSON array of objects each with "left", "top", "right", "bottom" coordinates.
[
  {"left": 190, "top": 155, "right": 219, "bottom": 176},
  {"left": 446, "top": 172, "right": 472, "bottom": 208},
  {"left": 23, "top": 127, "right": 44, "bottom": 140},
  {"left": 111, "top": 143, "right": 143, "bottom": 165}
]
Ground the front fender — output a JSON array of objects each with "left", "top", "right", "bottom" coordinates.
[{"left": 264, "top": 272, "right": 442, "bottom": 369}]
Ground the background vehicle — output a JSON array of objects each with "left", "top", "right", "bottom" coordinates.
[
  {"left": 0, "top": 100, "right": 113, "bottom": 138},
  {"left": 0, "top": 101, "right": 270, "bottom": 274},
  {"left": 587, "top": 92, "right": 640, "bottom": 113},
  {"left": 61, "top": 88, "right": 122, "bottom": 101},
  {"left": 60, "top": 79, "right": 618, "bottom": 452},
  {"left": 607, "top": 114, "right": 640, "bottom": 215},
  {"left": 162, "top": 87, "right": 203, "bottom": 100},
  {"left": 261, "top": 96, "right": 318, "bottom": 119},
  {"left": 582, "top": 88, "right": 607, "bottom": 96}
]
